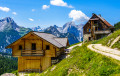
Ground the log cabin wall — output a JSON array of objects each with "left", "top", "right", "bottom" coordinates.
[
  {"left": 12, "top": 33, "right": 60, "bottom": 57},
  {"left": 18, "top": 56, "right": 51, "bottom": 72},
  {"left": 6, "top": 32, "right": 69, "bottom": 72}
]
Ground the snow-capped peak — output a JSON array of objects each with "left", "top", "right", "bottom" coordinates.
[{"left": 0, "top": 17, "right": 20, "bottom": 31}]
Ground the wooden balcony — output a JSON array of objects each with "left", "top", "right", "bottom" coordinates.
[
  {"left": 94, "top": 30, "right": 111, "bottom": 34},
  {"left": 21, "top": 50, "right": 44, "bottom": 56},
  {"left": 56, "top": 51, "right": 61, "bottom": 57}
]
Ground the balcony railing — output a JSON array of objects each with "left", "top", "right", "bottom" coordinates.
[
  {"left": 94, "top": 30, "right": 111, "bottom": 34},
  {"left": 21, "top": 50, "right": 44, "bottom": 56}
]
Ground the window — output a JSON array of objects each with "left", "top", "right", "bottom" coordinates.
[
  {"left": 94, "top": 21, "right": 97, "bottom": 24},
  {"left": 89, "top": 37, "right": 91, "bottom": 40},
  {"left": 46, "top": 45, "right": 50, "bottom": 50},
  {"left": 95, "top": 27, "right": 98, "bottom": 31},
  {"left": 87, "top": 28, "right": 91, "bottom": 32},
  {"left": 32, "top": 43, "right": 36, "bottom": 50},
  {"left": 19, "top": 45, "right": 22, "bottom": 50},
  {"left": 87, "top": 28, "right": 89, "bottom": 32},
  {"left": 89, "top": 29, "right": 91, "bottom": 32}
]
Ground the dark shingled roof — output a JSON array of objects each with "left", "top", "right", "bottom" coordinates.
[
  {"left": 54, "top": 38, "right": 68, "bottom": 47},
  {"left": 97, "top": 15, "right": 113, "bottom": 27}
]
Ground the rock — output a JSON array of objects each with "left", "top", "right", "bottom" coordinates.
[
  {"left": 66, "top": 55, "right": 70, "bottom": 58},
  {"left": 1, "top": 73, "right": 16, "bottom": 76},
  {"left": 51, "top": 66, "right": 56, "bottom": 71}
]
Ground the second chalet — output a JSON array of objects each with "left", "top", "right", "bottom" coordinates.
[
  {"left": 83, "top": 13, "right": 114, "bottom": 42},
  {"left": 6, "top": 31, "right": 69, "bottom": 72}
]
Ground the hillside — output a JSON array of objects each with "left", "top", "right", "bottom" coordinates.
[{"left": 18, "top": 29, "right": 120, "bottom": 76}]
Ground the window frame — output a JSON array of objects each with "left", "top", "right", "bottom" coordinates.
[
  {"left": 46, "top": 45, "right": 50, "bottom": 50},
  {"left": 32, "top": 43, "right": 36, "bottom": 50},
  {"left": 19, "top": 45, "right": 22, "bottom": 50}
]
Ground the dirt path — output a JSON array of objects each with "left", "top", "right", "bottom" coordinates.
[
  {"left": 88, "top": 44, "right": 120, "bottom": 61},
  {"left": 60, "top": 43, "right": 82, "bottom": 59},
  {"left": 110, "top": 35, "right": 120, "bottom": 47},
  {"left": 67, "top": 43, "right": 82, "bottom": 52}
]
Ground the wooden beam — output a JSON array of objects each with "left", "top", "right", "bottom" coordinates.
[
  {"left": 40, "top": 58, "right": 42, "bottom": 71},
  {"left": 42, "top": 40, "right": 43, "bottom": 50},
  {"left": 90, "top": 20, "right": 93, "bottom": 40},
  {"left": 55, "top": 48, "right": 56, "bottom": 57},
  {"left": 24, "top": 39, "right": 25, "bottom": 50},
  {"left": 21, "top": 39, "right": 42, "bottom": 40}
]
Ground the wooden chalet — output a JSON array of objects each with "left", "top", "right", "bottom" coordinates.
[
  {"left": 6, "top": 31, "right": 69, "bottom": 72},
  {"left": 83, "top": 13, "right": 114, "bottom": 42}
]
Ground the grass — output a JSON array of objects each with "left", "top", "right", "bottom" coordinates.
[
  {"left": 27, "top": 42, "right": 120, "bottom": 76},
  {"left": 12, "top": 70, "right": 18, "bottom": 76}
]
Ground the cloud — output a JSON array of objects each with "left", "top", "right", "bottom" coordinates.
[
  {"left": 32, "top": 9, "right": 35, "bottom": 12},
  {"left": 42, "top": 5, "right": 50, "bottom": 10},
  {"left": 12, "top": 12, "right": 17, "bottom": 15},
  {"left": 50, "top": 0, "right": 73, "bottom": 8},
  {"left": 69, "top": 10, "right": 89, "bottom": 22},
  {"left": 0, "top": 6, "right": 10, "bottom": 12},
  {"left": 28, "top": 18, "right": 34, "bottom": 21},
  {"left": 68, "top": 5, "right": 74, "bottom": 8}
]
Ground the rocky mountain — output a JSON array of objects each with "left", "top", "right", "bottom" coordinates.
[
  {"left": 0, "top": 17, "right": 20, "bottom": 32},
  {"left": 31, "top": 26, "right": 44, "bottom": 32},
  {"left": 57, "top": 22, "right": 83, "bottom": 42},
  {"left": 44, "top": 21, "right": 83, "bottom": 44},
  {"left": 42, "top": 22, "right": 83, "bottom": 44},
  {"left": 44, "top": 25, "right": 63, "bottom": 37},
  {"left": 44, "top": 25, "right": 79, "bottom": 44},
  {"left": 0, "top": 17, "right": 32, "bottom": 53}
]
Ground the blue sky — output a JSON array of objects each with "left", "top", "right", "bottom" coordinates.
[{"left": 0, "top": 0, "right": 120, "bottom": 28}]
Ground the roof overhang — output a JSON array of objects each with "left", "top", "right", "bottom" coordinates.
[{"left": 90, "top": 18, "right": 99, "bottom": 21}]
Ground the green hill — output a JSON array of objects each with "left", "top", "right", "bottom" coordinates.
[
  {"left": 21, "top": 30, "right": 120, "bottom": 76},
  {"left": 114, "top": 22, "right": 120, "bottom": 31}
]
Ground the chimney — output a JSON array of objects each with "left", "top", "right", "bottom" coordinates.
[
  {"left": 92, "top": 13, "right": 95, "bottom": 16},
  {"left": 98, "top": 14, "right": 101, "bottom": 17}
]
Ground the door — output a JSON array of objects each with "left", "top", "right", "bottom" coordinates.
[{"left": 25, "top": 59, "right": 41, "bottom": 72}]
